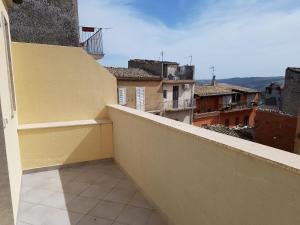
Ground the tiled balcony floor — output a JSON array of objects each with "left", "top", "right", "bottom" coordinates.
[{"left": 18, "top": 160, "right": 168, "bottom": 225}]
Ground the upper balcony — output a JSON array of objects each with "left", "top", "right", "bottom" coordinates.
[
  {"left": 164, "top": 99, "right": 196, "bottom": 111},
  {"left": 79, "top": 26, "right": 104, "bottom": 60}
]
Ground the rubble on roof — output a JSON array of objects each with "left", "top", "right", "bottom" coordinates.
[{"left": 203, "top": 124, "right": 254, "bottom": 141}]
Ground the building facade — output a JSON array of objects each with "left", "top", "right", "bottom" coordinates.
[
  {"left": 108, "top": 59, "right": 195, "bottom": 124},
  {"left": 107, "top": 67, "right": 163, "bottom": 113},
  {"left": 193, "top": 83, "right": 260, "bottom": 128},
  {"left": 8, "top": 0, "right": 79, "bottom": 46},
  {"left": 281, "top": 67, "right": 300, "bottom": 116}
]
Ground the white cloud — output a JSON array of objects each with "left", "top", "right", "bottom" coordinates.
[{"left": 78, "top": 0, "right": 300, "bottom": 79}]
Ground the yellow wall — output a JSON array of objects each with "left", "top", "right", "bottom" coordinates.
[
  {"left": 12, "top": 43, "right": 117, "bottom": 170},
  {"left": 12, "top": 43, "right": 117, "bottom": 124},
  {"left": 108, "top": 105, "right": 300, "bottom": 225},
  {"left": 295, "top": 107, "right": 300, "bottom": 154},
  {"left": 0, "top": 0, "right": 22, "bottom": 223},
  {"left": 18, "top": 124, "right": 113, "bottom": 170}
]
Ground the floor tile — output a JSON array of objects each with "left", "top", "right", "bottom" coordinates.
[
  {"left": 116, "top": 205, "right": 153, "bottom": 225},
  {"left": 18, "top": 161, "right": 167, "bottom": 225},
  {"left": 61, "top": 181, "right": 90, "bottom": 195},
  {"left": 41, "top": 191, "right": 76, "bottom": 209},
  {"left": 104, "top": 188, "right": 136, "bottom": 204},
  {"left": 89, "top": 200, "right": 125, "bottom": 220},
  {"left": 21, "top": 174, "right": 48, "bottom": 189},
  {"left": 21, "top": 188, "right": 54, "bottom": 204},
  {"left": 37, "top": 177, "right": 65, "bottom": 192},
  {"left": 80, "top": 184, "right": 113, "bottom": 199},
  {"left": 129, "top": 192, "right": 153, "bottom": 209},
  {"left": 17, "top": 222, "right": 32, "bottom": 225},
  {"left": 77, "top": 215, "right": 113, "bottom": 225},
  {"left": 67, "top": 196, "right": 99, "bottom": 214},
  {"left": 115, "top": 180, "right": 137, "bottom": 192},
  {"left": 19, "top": 204, "right": 53, "bottom": 225},
  {"left": 94, "top": 175, "right": 120, "bottom": 189},
  {"left": 41, "top": 208, "right": 83, "bottom": 225},
  {"left": 146, "top": 211, "right": 168, "bottom": 225}
]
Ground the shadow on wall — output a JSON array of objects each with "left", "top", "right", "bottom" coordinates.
[{"left": 0, "top": 100, "right": 14, "bottom": 225}]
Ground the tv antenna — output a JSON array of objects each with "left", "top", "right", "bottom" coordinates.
[
  {"left": 184, "top": 55, "right": 193, "bottom": 65},
  {"left": 210, "top": 66, "right": 215, "bottom": 77}
]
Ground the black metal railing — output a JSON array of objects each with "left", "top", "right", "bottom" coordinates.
[{"left": 79, "top": 26, "right": 104, "bottom": 59}]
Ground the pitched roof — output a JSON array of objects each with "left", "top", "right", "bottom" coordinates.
[
  {"left": 194, "top": 83, "right": 260, "bottom": 97},
  {"left": 106, "top": 67, "right": 161, "bottom": 81}
]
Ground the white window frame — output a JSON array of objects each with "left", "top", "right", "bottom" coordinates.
[
  {"left": 118, "top": 87, "right": 127, "bottom": 106},
  {"left": 136, "top": 87, "right": 145, "bottom": 111}
]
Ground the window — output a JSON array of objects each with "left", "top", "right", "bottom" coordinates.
[
  {"left": 225, "top": 119, "right": 230, "bottom": 127},
  {"left": 236, "top": 93, "right": 241, "bottom": 103},
  {"left": 235, "top": 117, "right": 240, "bottom": 126},
  {"left": 2, "top": 15, "right": 16, "bottom": 118},
  {"left": 118, "top": 87, "right": 127, "bottom": 105},
  {"left": 163, "top": 90, "right": 167, "bottom": 99},
  {"left": 244, "top": 115, "right": 249, "bottom": 126},
  {"left": 136, "top": 87, "right": 145, "bottom": 111}
]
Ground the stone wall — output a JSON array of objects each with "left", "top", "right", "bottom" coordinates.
[
  {"left": 281, "top": 68, "right": 300, "bottom": 116},
  {"left": 128, "top": 60, "right": 163, "bottom": 77},
  {"left": 9, "top": 0, "right": 79, "bottom": 46}
]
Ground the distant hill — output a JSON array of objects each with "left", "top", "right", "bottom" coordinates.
[{"left": 197, "top": 76, "right": 284, "bottom": 92}]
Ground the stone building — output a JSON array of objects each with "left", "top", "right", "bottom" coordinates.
[
  {"left": 9, "top": 0, "right": 79, "bottom": 46},
  {"left": 281, "top": 67, "right": 300, "bottom": 116},
  {"left": 264, "top": 82, "right": 282, "bottom": 109}
]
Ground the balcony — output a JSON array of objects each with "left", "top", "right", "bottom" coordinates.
[
  {"left": 164, "top": 99, "right": 195, "bottom": 111},
  {"left": 4, "top": 43, "right": 300, "bottom": 225},
  {"left": 219, "top": 102, "right": 256, "bottom": 112},
  {"left": 79, "top": 26, "right": 104, "bottom": 60}
]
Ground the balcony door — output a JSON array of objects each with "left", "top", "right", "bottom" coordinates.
[{"left": 173, "top": 86, "right": 179, "bottom": 108}]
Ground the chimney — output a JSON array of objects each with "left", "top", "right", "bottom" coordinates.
[{"left": 212, "top": 75, "right": 216, "bottom": 86}]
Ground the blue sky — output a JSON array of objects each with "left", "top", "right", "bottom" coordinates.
[{"left": 79, "top": 0, "right": 300, "bottom": 79}]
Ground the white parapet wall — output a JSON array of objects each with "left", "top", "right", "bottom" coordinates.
[{"left": 108, "top": 104, "right": 300, "bottom": 225}]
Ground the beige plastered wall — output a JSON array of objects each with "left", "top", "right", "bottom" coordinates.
[
  {"left": 117, "top": 80, "right": 162, "bottom": 112},
  {"left": 108, "top": 104, "right": 300, "bottom": 225},
  {"left": 12, "top": 43, "right": 117, "bottom": 170},
  {"left": 0, "top": 0, "right": 22, "bottom": 223}
]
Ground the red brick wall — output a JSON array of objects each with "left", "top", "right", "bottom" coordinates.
[
  {"left": 254, "top": 111, "right": 297, "bottom": 153},
  {"left": 193, "top": 109, "right": 256, "bottom": 128}
]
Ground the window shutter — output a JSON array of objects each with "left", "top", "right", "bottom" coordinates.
[
  {"left": 118, "top": 88, "right": 127, "bottom": 105},
  {"left": 136, "top": 87, "right": 145, "bottom": 111}
]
